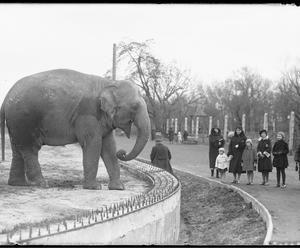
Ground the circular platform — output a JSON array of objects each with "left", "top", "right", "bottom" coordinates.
[
  {"left": 0, "top": 143, "right": 180, "bottom": 245},
  {"left": 0, "top": 144, "right": 151, "bottom": 233}
]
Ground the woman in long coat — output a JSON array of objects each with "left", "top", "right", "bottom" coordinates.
[
  {"left": 209, "top": 128, "right": 225, "bottom": 178},
  {"left": 272, "top": 131, "right": 289, "bottom": 188},
  {"left": 257, "top": 129, "right": 272, "bottom": 185},
  {"left": 228, "top": 127, "right": 247, "bottom": 184},
  {"left": 150, "top": 136, "right": 173, "bottom": 174}
]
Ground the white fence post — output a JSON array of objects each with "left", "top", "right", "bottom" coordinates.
[
  {"left": 166, "top": 119, "right": 169, "bottom": 133},
  {"left": 224, "top": 114, "right": 228, "bottom": 141},
  {"left": 242, "top": 114, "right": 246, "bottom": 132},
  {"left": 184, "top": 117, "right": 188, "bottom": 132},
  {"left": 208, "top": 116, "right": 212, "bottom": 135},
  {"left": 289, "top": 111, "right": 295, "bottom": 155},
  {"left": 196, "top": 117, "right": 199, "bottom": 138},
  {"left": 263, "top": 113, "right": 268, "bottom": 131}
]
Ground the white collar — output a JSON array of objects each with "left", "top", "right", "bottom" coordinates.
[{"left": 258, "top": 135, "right": 269, "bottom": 141}]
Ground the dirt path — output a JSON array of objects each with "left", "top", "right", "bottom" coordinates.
[
  {"left": 116, "top": 135, "right": 300, "bottom": 243},
  {"left": 175, "top": 170, "right": 265, "bottom": 245}
]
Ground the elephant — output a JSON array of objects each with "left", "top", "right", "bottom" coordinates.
[{"left": 0, "top": 69, "right": 150, "bottom": 190}]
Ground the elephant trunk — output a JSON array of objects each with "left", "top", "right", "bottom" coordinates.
[{"left": 117, "top": 103, "right": 150, "bottom": 161}]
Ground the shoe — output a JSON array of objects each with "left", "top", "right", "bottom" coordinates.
[
  {"left": 264, "top": 182, "right": 269, "bottom": 186},
  {"left": 246, "top": 182, "right": 251, "bottom": 185},
  {"left": 276, "top": 184, "right": 280, "bottom": 187},
  {"left": 281, "top": 184, "right": 287, "bottom": 188},
  {"left": 231, "top": 180, "right": 236, "bottom": 184},
  {"left": 260, "top": 182, "right": 265, "bottom": 185}
]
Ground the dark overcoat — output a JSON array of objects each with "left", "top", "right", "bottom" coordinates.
[
  {"left": 168, "top": 128, "right": 174, "bottom": 142},
  {"left": 272, "top": 140, "right": 289, "bottom": 169},
  {"left": 294, "top": 144, "right": 300, "bottom": 162},
  {"left": 150, "top": 143, "right": 173, "bottom": 174},
  {"left": 228, "top": 132, "right": 247, "bottom": 174},
  {"left": 257, "top": 137, "right": 272, "bottom": 173},
  {"left": 209, "top": 128, "right": 225, "bottom": 169}
]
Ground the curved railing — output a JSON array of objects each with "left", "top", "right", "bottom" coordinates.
[{"left": 0, "top": 159, "right": 180, "bottom": 245}]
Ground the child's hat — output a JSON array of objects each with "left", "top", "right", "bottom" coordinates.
[
  {"left": 259, "top": 129, "right": 268, "bottom": 136},
  {"left": 246, "top": 139, "right": 253, "bottom": 145},
  {"left": 277, "top": 131, "right": 285, "bottom": 138},
  {"left": 218, "top": 147, "right": 225, "bottom": 152}
]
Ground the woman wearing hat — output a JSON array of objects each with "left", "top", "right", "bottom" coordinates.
[
  {"left": 209, "top": 128, "right": 225, "bottom": 178},
  {"left": 150, "top": 134, "right": 173, "bottom": 174},
  {"left": 257, "top": 129, "right": 272, "bottom": 185},
  {"left": 228, "top": 127, "right": 247, "bottom": 184},
  {"left": 242, "top": 139, "right": 257, "bottom": 185},
  {"left": 272, "top": 131, "right": 289, "bottom": 188}
]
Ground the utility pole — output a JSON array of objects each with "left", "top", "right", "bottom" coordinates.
[{"left": 112, "top": 43, "right": 117, "bottom": 81}]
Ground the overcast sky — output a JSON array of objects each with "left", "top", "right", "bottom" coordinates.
[{"left": 1, "top": 4, "right": 300, "bottom": 103}]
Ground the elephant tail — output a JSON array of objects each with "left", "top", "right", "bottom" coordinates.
[{"left": 1, "top": 101, "right": 5, "bottom": 161}]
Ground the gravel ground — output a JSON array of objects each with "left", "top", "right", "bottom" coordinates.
[
  {"left": 0, "top": 140, "right": 150, "bottom": 234},
  {"left": 175, "top": 170, "right": 266, "bottom": 245}
]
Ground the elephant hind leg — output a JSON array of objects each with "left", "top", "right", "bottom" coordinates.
[
  {"left": 8, "top": 144, "right": 27, "bottom": 186},
  {"left": 20, "top": 147, "right": 47, "bottom": 187}
]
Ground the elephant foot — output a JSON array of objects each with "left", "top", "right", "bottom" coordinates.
[
  {"left": 83, "top": 181, "right": 102, "bottom": 190},
  {"left": 108, "top": 180, "right": 125, "bottom": 190},
  {"left": 8, "top": 177, "right": 29, "bottom": 186},
  {"left": 28, "top": 179, "right": 49, "bottom": 188}
]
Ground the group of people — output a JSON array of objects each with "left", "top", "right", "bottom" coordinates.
[
  {"left": 168, "top": 127, "right": 188, "bottom": 144},
  {"left": 210, "top": 127, "right": 290, "bottom": 188},
  {"left": 149, "top": 125, "right": 297, "bottom": 189}
]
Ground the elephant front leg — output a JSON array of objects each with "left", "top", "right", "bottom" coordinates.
[
  {"left": 101, "top": 132, "right": 125, "bottom": 190},
  {"left": 75, "top": 116, "right": 102, "bottom": 190},
  {"left": 80, "top": 134, "right": 102, "bottom": 190}
]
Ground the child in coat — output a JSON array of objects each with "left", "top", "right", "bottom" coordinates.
[
  {"left": 242, "top": 139, "right": 257, "bottom": 185},
  {"left": 257, "top": 129, "right": 272, "bottom": 186},
  {"left": 215, "top": 147, "right": 229, "bottom": 182},
  {"left": 272, "top": 132, "right": 289, "bottom": 188}
]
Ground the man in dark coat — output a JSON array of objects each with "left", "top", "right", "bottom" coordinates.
[
  {"left": 228, "top": 127, "right": 247, "bottom": 184},
  {"left": 257, "top": 129, "right": 272, "bottom": 186},
  {"left": 294, "top": 143, "right": 300, "bottom": 180},
  {"left": 183, "top": 130, "right": 188, "bottom": 141},
  {"left": 272, "top": 131, "right": 289, "bottom": 188},
  {"left": 150, "top": 135, "right": 173, "bottom": 174},
  {"left": 209, "top": 128, "right": 225, "bottom": 178},
  {"left": 168, "top": 127, "right": 174, "bottom": 144}
]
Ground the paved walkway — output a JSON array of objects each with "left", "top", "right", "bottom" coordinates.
[{"left": 116, "top": 136, "right": 300, "bottom": 243}]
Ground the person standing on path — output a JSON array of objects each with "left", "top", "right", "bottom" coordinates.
[
  {"left": 168, "top": 127, "right": 174, "bottom": 144},
  {"left": 241, "top": 139, "right": 257, "bottom": 185},
  {"left": 177, "top": 131, "right": 182, "bottom": 144},
  {"left": 209, "top": 128, "right": 225, "bottom": 178},
  {"left": 228, "top": 127, "right": 247, "bottom": 184},
  {"left": 257, "top": 129, "right": 272, "bottom": 186},
  {"left": 272, "top": 131, "right": 289, "bottom": 188},
  {"left": 150, "top": 134, "right": 173, "bottom": 174},
  {"left": 215, "top": 147, "right": 229, "bottom": 182},
  {"left": 183, "top": 130, "right": 188, "bottom": 142}
]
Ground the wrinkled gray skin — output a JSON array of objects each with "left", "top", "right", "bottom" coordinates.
[{"left": 0, "top": 69, "right": 150, "bottom": 190}]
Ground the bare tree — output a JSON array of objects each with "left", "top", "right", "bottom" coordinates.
[
  {"left": 204, "top": 67, "right": 273, "bottom": 131},
  {"left": 117, "top": 40, "right": 191, "bottom": 135}
]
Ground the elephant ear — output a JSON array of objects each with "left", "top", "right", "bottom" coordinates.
[{"left": 99, "top": 86, "right": 118, "bottom": 118}]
